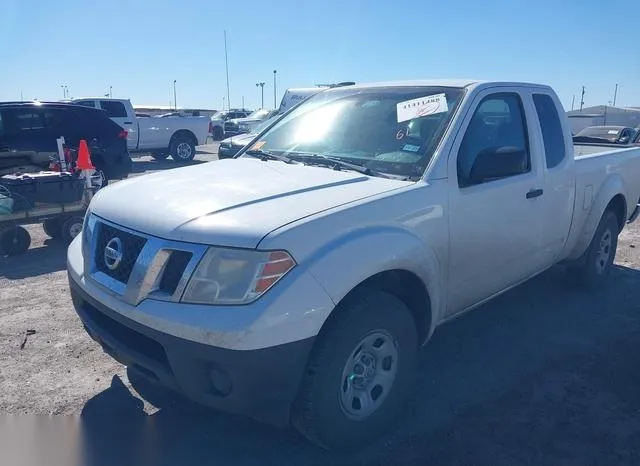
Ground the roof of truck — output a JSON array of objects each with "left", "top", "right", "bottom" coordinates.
[
  {"left": 343, "top": 79, "right": 553, "bottom": 91},
  {"left": 0, "top": 101, "right": 100, "bottom": 109}
]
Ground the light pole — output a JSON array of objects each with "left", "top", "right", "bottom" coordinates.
[
  {"left": 109, "top": 86, "right": 112, "bottom": 98},
  {"left": 173, "top": 80, "right": 177, "bottom": 110},
  {"left": 256, "top": 82, "right": 265, "bottom": 108},
  {"left": 613, "top": 84, "right": 618, "bottom": 107},
  {"left": 273, "top": 70, "right": 277, "bottom": 108}
]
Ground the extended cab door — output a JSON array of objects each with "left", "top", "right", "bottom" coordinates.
[
  {"left": 447, "top": 89, "right": 546, "bottom": 314},
  {"left": 530, "top": 92, "right": 575, "bottom": 266},
  {"left": 97, "top": 100, "right": 137, "bottom": 151}
]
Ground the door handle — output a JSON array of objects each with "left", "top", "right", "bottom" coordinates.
[
  {"left": 526, "top": 188, "right": 544, "bottom": 199},
  {"left": 124, "top": 121, "right": 133, "bottom": 125}
]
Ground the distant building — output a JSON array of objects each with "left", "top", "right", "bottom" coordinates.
[{"left": 566, "top": 105, "right": 640, "bottom": 134}]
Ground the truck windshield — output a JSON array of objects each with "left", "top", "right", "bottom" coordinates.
[{"left": 240, "top": 86, "right": 464, "bottom": 178}]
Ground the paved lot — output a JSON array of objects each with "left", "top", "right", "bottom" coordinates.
[{"left": 1, "top": 148, "right": 640, "bottom": 465}]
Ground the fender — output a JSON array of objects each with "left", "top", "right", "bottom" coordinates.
[
  {"left": 565, "top": 174, "right": 626, "bottom": 261},
  {"left": 303, "top": 225, "right": 443, "bottom": 338}
]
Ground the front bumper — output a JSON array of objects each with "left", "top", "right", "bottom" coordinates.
[{"left": 69, "top": 275, "right": 315, "bottom": 426}]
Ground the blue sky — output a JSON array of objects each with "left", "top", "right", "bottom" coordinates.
[{"left": 1, "top": 0, "right": 638, "bottom": 111}]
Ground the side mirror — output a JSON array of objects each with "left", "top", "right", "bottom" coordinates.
[
  {"left": 469, "top": 146, "right": 528, "bottom": 184},
  {"left": 619, "top": 136, "right": 630, "bottom": 144}
]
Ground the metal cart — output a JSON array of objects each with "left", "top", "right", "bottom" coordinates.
[{"left": 0, "top": 187, "right": 94, "bottom": 256}]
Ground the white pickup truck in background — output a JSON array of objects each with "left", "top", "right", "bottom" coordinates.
[
  {"left": 68, "top": 80, "right": 640, "bottom": 451},
  {"left": 71, "top": 98, "right": 210, "bottom": 161}
]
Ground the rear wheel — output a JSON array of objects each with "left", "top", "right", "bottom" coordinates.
[
  {"left": 61, "top": 216, "right": 85, "bottom": 244},
  {"left": 170, "top": 136, "right": 196, "bottom": 162},
  {"left": 292, "top": 289, "right": 418, "bottom": 451},
  {"left": 568, "top": 210, "right": 619, "bottom": 287},
  {"left": 42, "top": 218, "right": 63, "bottom": 239},
  {"left": 0, "top": 226, "right": 31, "bottom": 256}
]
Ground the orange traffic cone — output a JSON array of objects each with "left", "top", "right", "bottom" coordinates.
[{"left": 76, "top": 140, "right": 95, "bottom": 170}]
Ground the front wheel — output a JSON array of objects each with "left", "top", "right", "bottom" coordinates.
[
  {"left": 292, "top": 289, "right": 418, "bottom": 451},
  {"left": 568, "top": 210, "right": 619, "bottom": 288}
]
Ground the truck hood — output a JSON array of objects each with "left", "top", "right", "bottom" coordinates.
[{"left": 89, "top": 158, "right": 411, "bottom": 248}]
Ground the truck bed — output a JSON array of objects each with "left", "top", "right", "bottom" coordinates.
[
  {"left": 573, "top": 143, "right": 640, "bottom": 219},
  {"left": 574, "top": 143, "right": 636, "bottom": 157}
]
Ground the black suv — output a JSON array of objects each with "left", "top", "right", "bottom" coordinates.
[{"left": 0, "top": 102, "right": 132, "bottom": 186}]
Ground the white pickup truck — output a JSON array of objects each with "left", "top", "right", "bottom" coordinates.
[
  {"left": 67, "top": 80, "right": 640, "bottom": 451},
  {"left": 71, "top": 98, "right": 210, "bottom": 161}
]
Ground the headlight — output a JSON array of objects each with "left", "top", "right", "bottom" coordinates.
[
  {"left": 181, "top": 247, "right": 296, "bottom": 305},
  {"left": 81, "top": 211, "right": 96, "bottom": 257}
]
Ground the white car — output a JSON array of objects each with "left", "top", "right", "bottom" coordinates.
[
  {"left": 71, "top": 98, "right": 210, "bottom": 161},
  {"left": 68, "top": 80, "right": 640, "bottom": 451}
]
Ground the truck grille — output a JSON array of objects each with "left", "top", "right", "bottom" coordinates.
[
  {"left": 86, "top": 215, "right": 208, "bottom": 305},
  {"left": 158, "top": 250, "right": 193, "bottom": 294},
  {"left": 95, "top": 222, "right": 147, "bottom": 284},
  {"left": 224, "top": 122, "right": 238, "bottom": 132}
]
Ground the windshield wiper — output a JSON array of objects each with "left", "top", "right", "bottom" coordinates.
[
  {"left": 244, "top": 149, "right": 296, "bottom": 164},
  {"left": 284, "top": 152, "right": 390, "bottom": 177}
]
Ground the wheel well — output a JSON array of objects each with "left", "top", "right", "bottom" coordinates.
[
  {"left": 170, "top": 130, "right": 197, "bottom": 147},
  {"left": 606, "top": 194, "right": 626, "bottom": 232},
  {"left": 333, "top": 269, "right": 432, "bottom": 344}
]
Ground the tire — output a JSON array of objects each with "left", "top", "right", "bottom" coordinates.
[
  {"left": 61, "top": 216, "right": 85, "bottom": 244},
  {"left": 291, "top": 289, "right": 418, "bottom": 451},
  {"left": 42, "top": 218, "right": 63, "bottom": 239},
  {"left": 170, "top": 136, "right": 196, "bottom": 162},
  {"left": 569, "top": 210, "right": 619, "bottom": 288},
  {"left": 212, "top": 127, "right": 224, "bottom": 141},
  {"left": 0, "top": 226, "right": 31, "bottom": 256},
  {"left": 151, "top": 152, "right": 169, "bottom": 161}
]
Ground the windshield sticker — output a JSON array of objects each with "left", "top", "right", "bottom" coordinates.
[
  {"left": 402, "top": 144, "right": 420, "bottom": 152},
  {"left": 397, "top": 93, "right": 448, "bottom": 123},
  {"left": 251, "top": 141, "right": 266, "bottom": 150},
  {"left": 608, "top": 130, "right": 620, "bottom": 134},
  {"left": 395, "top": 130, "right": 406, "bottom": 140}
]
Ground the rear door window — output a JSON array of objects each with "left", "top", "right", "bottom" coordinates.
[
  {"left": 75, "top": 100, "right": 96, "bottom": 108},
  {"left": 532, "top": 94, "right": 566, "bottom": 169},
  {"left": 99, "top": 100, "right": 127, "bottom": 118}
]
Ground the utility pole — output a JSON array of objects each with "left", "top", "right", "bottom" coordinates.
[
  {"left": 571, "top": 95, "right": 575, "bottom": 110},
  {"left": 224, "top": 30, "right": 231, "bottom": 110},
  {"left": 579, "top": 86, "right": 585, "bottom": 111},
  {"left": 256, "top": 82, "right": 265, "bottom": 108},
  {"left": 613, "top": 84, "right": 618, "bottom": 107},
  {"left": 273, "top": 70, "right": 277, "bottom": 108},
  {"left": 173, "top": 80, "right": 177, "bottom": 110},
  {"left": 109, "top": 86, "right": 113, "bottom": 98}
]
